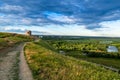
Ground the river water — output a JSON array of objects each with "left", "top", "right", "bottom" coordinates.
[{"left": 107, "top": 46, "right": 118, "bottom": 52}]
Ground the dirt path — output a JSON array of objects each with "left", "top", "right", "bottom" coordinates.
[
  {"left": 19, "top": 43, "right": 34, "bottom": 80},
  {"left": 0, "top": 44, "right": 23, "bottom": 80},
  {"left": 0, "top": 43, "right": 33, "bottom": 80}
]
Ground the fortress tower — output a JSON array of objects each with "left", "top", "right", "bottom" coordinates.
[{"left": 26, "top": 30, "right": 32, "bottom": 36}]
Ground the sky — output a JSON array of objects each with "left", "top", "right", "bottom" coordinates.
[{"left": 0, "top": 0, "right": 120, "bottom": 37}]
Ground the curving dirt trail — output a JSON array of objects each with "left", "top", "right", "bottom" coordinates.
[
  {"left": 19, "top": 43, "right": 34, "bottom": 80},
  {"left": 0, "top": 43, "right": 33, "bottom": 80}
]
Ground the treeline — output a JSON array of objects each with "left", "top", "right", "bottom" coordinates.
[
  {"left": 83, "top": 51, "right": 120, "bottom": 58},
  {"left": 47, "top": 40, "right": 107, "bottom": 51}
]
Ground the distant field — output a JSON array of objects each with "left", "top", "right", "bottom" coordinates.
[
  {"left": 46, "top": 39, "right": 120, "bottom": 58},
  {"left": 46, "top": 38, "right": 120, "bottom": 72},
  {"left": 24, "top": 40, "right": 120, "bottom": 80},
  {"left": 66, "top": 51, "right": 120, "bottom": 69},
  {"left": 0, "top": 32, "right": 34, "bottom": 49}
]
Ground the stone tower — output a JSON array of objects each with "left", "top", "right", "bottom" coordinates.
[{"left": 26, "top": 30, "right": 32, "bottom": 36}]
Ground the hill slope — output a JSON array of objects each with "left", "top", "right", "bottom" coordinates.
[
  {"left": 0, "top": 32, "right": 34, "bottom": 49},
  {"left": 24, "top": 40, "right": 120, "bottom": 80}
]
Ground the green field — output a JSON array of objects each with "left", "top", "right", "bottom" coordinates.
[
  {"left": 66, "top": 51, "right": 120, "bottom": 69},
  {"left": 24, "top": 40, "right": 120, "bottom": 80}
]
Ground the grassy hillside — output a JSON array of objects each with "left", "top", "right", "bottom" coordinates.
[
  {"left": 66, "top": 51, "right": 120, "bottom": 69},
  {"left": 0, "top": 32, "right": 34, "bottom": 49},
  {"left": 24, "top": 40, "right": 120, "bottom": 80},
  {"left": 46, "top": 39, "right": 120, "bottom": 70}
]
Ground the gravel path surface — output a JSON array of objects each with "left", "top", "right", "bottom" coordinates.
[
  {"left": 0, "top": 51, "right": 18, "bottom": 80},
  {"left": 0, "top": 43, "right": 34, "bottom": 80},
  {"left": 0, "top": 44, "right": 22, "bottom": 80},
  {"left": 19, "top": 43, "right": 34, "bottom": 80}
]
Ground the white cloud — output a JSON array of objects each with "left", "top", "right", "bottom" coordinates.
[
  {"left": 45, "top": 12, "right": 76, "bottom": 23},
  {"left": 21, "top": 18, "right": 32, "bottom": 25},
  {"left": 3, "top": 26, "right": 26, "bottom": 31},
  {"left": 36, "top": 18, "right": 42, "bottom": 22},
  {"left": 0, "top": 13, "right": 44, "bottom": 26},
  {"left": 0, "top": 4, "right": 24, "bottom": 12},
  {"left": 95, "top": 20, "right": 120, "bottom": 37},
  {"left": 0, "top": 13, "right": 21, "bottom": 23},
  {"left": 103, "top": 10, "right": 120, "bottom": 20},
  {"left": 0, "top": 14, "right": 33, "bottom": 25}
]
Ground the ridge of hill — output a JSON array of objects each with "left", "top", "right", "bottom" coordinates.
[{"left": 0, "top": 32, "right": 34, "bottom": 50}]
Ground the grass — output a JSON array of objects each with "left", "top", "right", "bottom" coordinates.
[
  {"left": 0, "top": 32, "right": 12, "bottom": 38},
  {"left": 84, "top": 58, "right": 120, "bottom": 69},
  {"left": 0, "top": 59, "right": 3, "bottom": 62},
  {"left": 66, "top": 51, "right": 120, "bottom": 69},
  {"left": 0, "top": 38, "right": 8, "bottom": 49},
  {"left": 24, "top": 40, "right": 120, "bottom": 80},
  {"left": 0, "top": 32, "right": 34, "bottom": 49}
]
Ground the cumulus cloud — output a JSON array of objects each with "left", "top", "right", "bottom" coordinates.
[
  {"left": 94, "top": 20, "right": 120, "bottom": 37},
  {"left": 102, "top": 10, "right": 120, "bottom": 21},
  {"left": 0, "top": 0, "right": 120, "bottom": 36},
  {"left": 44, "top": 11, "right": 75, "bottom": 23},
  {"left": 0, "top": 13, "right": 43, "bottom": 26},
  {"left": 1, "top": 0, "right": 120, "bottom": 26},
  {"left": 21, "top": 18, "right": 32, "bottom": 25},
  {"left": 0, "top": 4, "right": 24, "bottom": 12}
]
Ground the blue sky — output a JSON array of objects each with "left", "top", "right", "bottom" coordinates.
[{"left": 0, "top": 0, "right": 120, "bottom": 37}]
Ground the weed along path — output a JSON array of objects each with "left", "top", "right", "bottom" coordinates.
[{"left": 0, "top": 43, "right": 33, "bottom": 80}]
